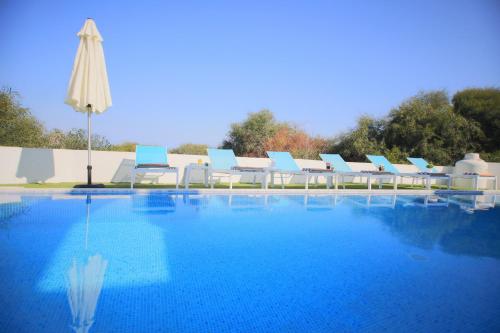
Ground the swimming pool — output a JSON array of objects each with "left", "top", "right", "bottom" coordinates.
[{"left": 0, "top": 192, "right": 499, "bottom": 332}]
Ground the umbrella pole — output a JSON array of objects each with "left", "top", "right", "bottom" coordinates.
[
  {"left": 87, "top": 104, "right": 92, "bottom": 185},
  {"left": 85, "top": 194, "right": 91, "bottom": 250}
]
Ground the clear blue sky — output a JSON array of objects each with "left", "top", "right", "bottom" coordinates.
[{"left": 1, "top": 0, "right": 499, "bottom": 147}]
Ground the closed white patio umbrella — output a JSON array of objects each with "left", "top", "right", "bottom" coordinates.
[
  {"left": 67, "top": 254, "right": 108, "bottom": 333},
  {"left": 67, "top": 195, "right": 107, "bottom": 333},
  {"left": 65, "top": 18, "right": 112, "bottom": 187}
]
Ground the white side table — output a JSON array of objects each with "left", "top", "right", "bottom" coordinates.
[{"left": 184, "top": 164, "right": 210, "bottom": 189}]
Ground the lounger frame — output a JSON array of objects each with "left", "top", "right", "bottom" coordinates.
[
  {"left": 130, "top": 145, "right": 179, "bottom": 189},
  {"left": 207, "top": 149, "right": 269, "bottom": 189}
]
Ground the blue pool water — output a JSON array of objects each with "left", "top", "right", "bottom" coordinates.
[{"left": 0, "top": 192, "right": 499, "bottom": 332}]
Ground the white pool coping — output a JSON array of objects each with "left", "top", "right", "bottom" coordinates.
[{"left": 0, "top": 187, "right": 499, "bottom": 196}]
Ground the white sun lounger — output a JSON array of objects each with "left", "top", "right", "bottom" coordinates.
[
  {"left": 320, "top": 153, "right": 396, "bottom": 190},
  {"left": 131, "top": 145, "right": 179, "bottom": 189},
  {"left": 207, "top": 148, "right": 269, "bottom": 189},
  {"left": 267, "top": 151, "right": 336, "bottom": 190}
]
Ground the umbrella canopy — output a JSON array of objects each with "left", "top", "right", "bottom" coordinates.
[
  {"left": 65, "top": 18, "right": 112, "bottom": 186},
  {"left": 65, "top": 19, "right": 112, "bottom": 113}
]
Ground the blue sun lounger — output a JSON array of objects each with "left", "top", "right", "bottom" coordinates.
[
  {"left": 207, "top": 148, "right": 269, "bottom": 189},
  {"left": 267, "top": 151, "right": 335, "bottom": 189},
  {"left": 407, "top": 157, "right": 497, "bottom": 190},
  {"left": 131, "top": 145, "right": 179, "bottom": 189},
  {"left": 406, "top": 157, "right": 440, "bottom": 173},
  {"left": 367, "top": 155, "right": 435, "bottom": 190},
  {"left": 320, "top": 153, "right": 393, "bottom": 190}
]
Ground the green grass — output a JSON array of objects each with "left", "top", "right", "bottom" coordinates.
[{"left": 0, "top": 182, "right": 470, "bottom": 190}]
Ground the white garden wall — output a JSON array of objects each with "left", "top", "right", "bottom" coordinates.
[{"left": 0, "top": 146, "right": 498, "bottom": 189}]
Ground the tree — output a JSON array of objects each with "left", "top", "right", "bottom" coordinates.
[
  {"left": 45, "top": 129, "right": 67, "bottom": 148},
  {"left": 452, "top": 88, "right": 500, "bottom": 152},
  {"left": 62, "top": 128, "right": 112, "bottom": 150},
  {"left": 170, "top": 143, "right": 208, "bottom": 155},
  {"left": 222, "top": 110, "right": 279, "bottom": 157},
  {"left": 0, "top": 88, "right": 46, "bottom": 147},
  {"left": 328, "top": 116, "right": 387, "bottom": 162},
  {"left": 264, "top": 125, "right": 328, "bottom": 160},
  {"left": 383, "top": 91, "right": 483, "bottom": 165},
  {"left": 110, "top": 142, "right": 138, "bottom": 152}
]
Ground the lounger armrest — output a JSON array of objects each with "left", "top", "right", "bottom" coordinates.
[
  {"left": 361, "top": 170, "right": 394, "bottom": 175},
  {"left": 136, "top": 163, "right": 171, "bottom": 168},
  {"left": 417, "top": 172, "right": 448, "bottom": 177},
  {"left": 398, "top": 172, "right": 428, "bottom": 177},
  {"left": 452, "top": 173, "right": 496, "bottom": 178},
  {"left": 231, "top": 166, "right": 267, "bottom": 172},
  {"left": 270, "top": 169, "right": 305, "bottom": 175},
  {"left": 302, "top": 168, "right": 335, "bottom": 173}
]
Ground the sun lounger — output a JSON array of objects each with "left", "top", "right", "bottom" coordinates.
[
  {"left": 267, "top": 151, "right": 335, "bottom": 189},
  {"left": 207, "top": 148, "right": 269, "bottom": 189},
  {"left": 320, "top": 153, "right": 395, "bottom": 190},
  {"left": 406, "top": 157, "right": 451, "bottom": 188},
  {"left": 131, "top": 145, "right": 179, "bottom": 189},
  {"left": 367, "top": 155, "right": 435, "bottom": 190},
  {"left": 407, "top": 157, "right": 496, "bottom": 190}
]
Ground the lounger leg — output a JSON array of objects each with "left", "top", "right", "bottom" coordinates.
[{"left": 184, "top": 167, "right": 189, "bottom": 189}]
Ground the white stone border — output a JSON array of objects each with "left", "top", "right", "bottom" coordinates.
[{"left": 0, "top": 186, "right": 499, "bottom": 196}]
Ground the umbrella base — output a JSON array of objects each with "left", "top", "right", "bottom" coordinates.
[{"left": 74, "top": 184, "right": 105, "bottom": 188}]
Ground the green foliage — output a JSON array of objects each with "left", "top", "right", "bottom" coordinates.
[
  {"left": 329, "top": 90, "right": 491, "bottom": 165},
  {"left": 264, "top": 125, "right": 328, "bottom": 160},
  {"left": 327, "top": 116, "right": 387, "bottom": 162},
  {"left": 452, "top": 88, "right": 500, "bottom": 152},
  {"left": 44, "top": 128, "right": 113, "bottom": 150},
  {"left": 61, "top": 129, "right": 112, "bottom": 150},
  {"left": 479, "top": 150, "right": 500, "bottom": 162},
  {"left": 44, "top": 129, "right": 66, "bottom": 148},
  {"left": 110, "top": 142, "right": 138, "bottom": 152},
  {"left": 0, "top": 88, "right": 46, "bottom": 147},
  {"left": 1, "top": 87, "right": 116, "bottom": 151},
  {"left": 3, "top": 86, "right": 500, "bottom": 166},
  {"left": 383, "top": 91, "right": 483, "bottom": 165},
  {"left": 222, "top": 110, "right": 279, "bottom": 157},
  {"left": 170, "top": 143, "right": 208, "bottom": 155},
  {"left": 383, "top": 146, "right": 408, "bottom": 164}
]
